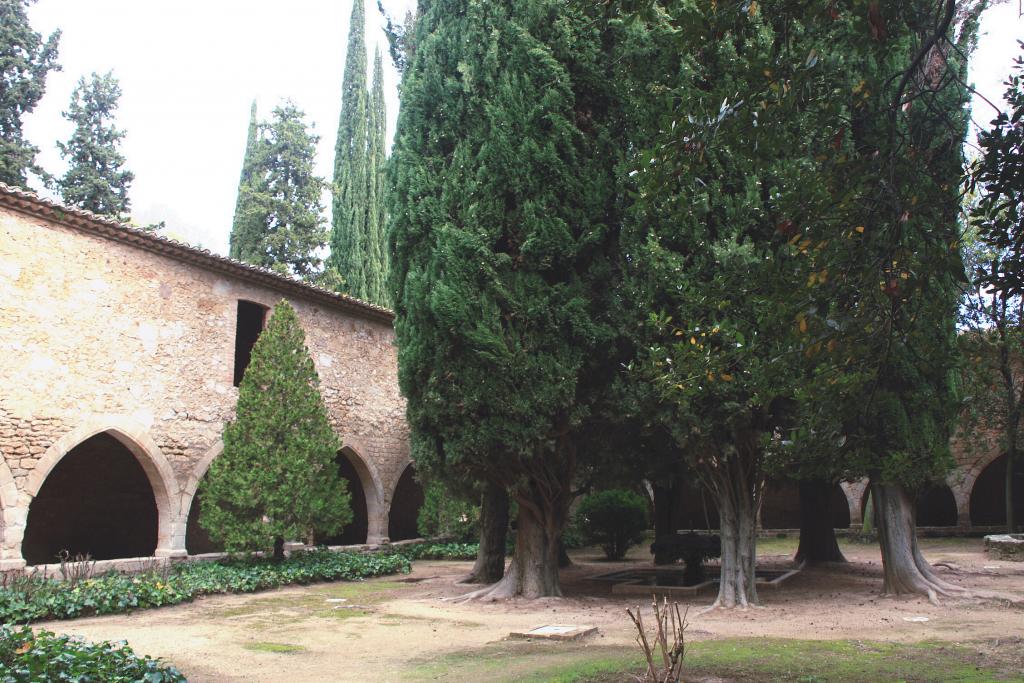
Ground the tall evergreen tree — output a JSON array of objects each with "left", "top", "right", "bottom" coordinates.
[
  {"left": 199, "top": 300, "right": 351, "bottom": 560},
  {"left": 366, "top": 48, "right": 389, "bottom": 306},
  {"left": 0, "top": 0, "right": 60, "bottom": 188},
  {"left": 228, "top": 100, "right": 260, "bottom": 262},
  {"left": 56, "top": 71, "right": 133, "bottom": 218},
  {"left": 390, "top": 0, "right": 623, "bottom": 598},
  {"left": 328, "top": 0, "right": 370, "bottom": 299},
  {"left": 228, "top": 102, "right": 327, "bottom": 277}
]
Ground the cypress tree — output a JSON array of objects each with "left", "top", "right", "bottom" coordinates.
[
  {"left": 390, "top": 0, "right": 622, "bottom": 598},
  {"left": 0, "top": 0, "right": 60, "bottom": 188},
  {"left": 228, "top": 101, "right": 260, "bottom": 262},
  {"left": 226, "top": 102, "right": 327, "bottom": 277},
  {"left": 199, "top": 300, "right": 351, "bottom": 560},
  {"left": 328, "top": 0, "right": 370, "bottom": 299},
  {"left": 366, "top": 48, "right": 389, "bottom": 306},
  {"left": 56, "top": 71, "right": 134, "bottom": 218}
]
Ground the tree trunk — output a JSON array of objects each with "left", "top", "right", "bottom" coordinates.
[
  {"left": 795, "top": 479, "right": 847, "bottom": 565},
  {"left": 273, "top": 536, "right": 285, "bottom": 562},
  {"left": 871, "top": 481, "right": 965, "bottom": 603},
  {"left": 710, "top": 473, "right": 759, "bottom": 608},
  {"left": 460, "top": 482, "right": 509, "bottom": 584},
  {"left": 462, "top": 491, "right": 565, "bottom": 600},
  {"left": 1007, "top": 447, "right": 1018, "bottom": 533}
]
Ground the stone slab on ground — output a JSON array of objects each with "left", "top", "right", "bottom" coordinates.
[
  {"left": 985, "top": 534, "right": 1024, "bottom": 562},
  {"left": 508, "top": 625, "right": 598, "bottom": 641}
]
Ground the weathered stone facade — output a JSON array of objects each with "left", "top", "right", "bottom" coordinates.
[{"left": 0, "top": 185, "right": 413, "bottom": 570}]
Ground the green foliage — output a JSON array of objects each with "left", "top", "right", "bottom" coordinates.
[
  {"left": 0, "top": 0, "right": 60, "bottom": 188},
  {"left": 393, "top": 542, "right": 479, "bottom": 561},
  {"left": 228, "top": 100, "right": 260, "bottom": 261},
  {"left": 56, "top": 71, "right": 133, "bottom": 218},
  {"left": 200, "top": 300, "right": 351, "bottom": 556},
  {"left": 0, "top": 625, "right": 185, "bottom": 682},
  {"left": 575, "top": 490, "right": 647, "bottom": 560},
  {"left": 417, "top": 479, "right": 479, "bottom": 543},
  {"left": 329, "top": 1, "right": 390, "bottom": 306},
  {"left": 0, "top": 549, "right": 410, "bottom": 624},
  {"left": 970, "top": 42, "right": 1024, "bottom": 297},
  {"left": 227, "top": 102, "right": 327, "bottom": 277},
  {"left": 389, "top": 0, "right": 624, "bottom": 585}
]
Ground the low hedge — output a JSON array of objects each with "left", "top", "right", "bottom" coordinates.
[
  {"left": 0, "top": 549, "right": 409, "bottom": 624},
  {"left": 0, "top": 625, "right": 186, "bottom": 682},
  {"left": 393, "top": 542, "right": 479, "bottom": 561}
]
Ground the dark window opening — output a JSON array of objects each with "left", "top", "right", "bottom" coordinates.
[
  {"left": 233, "top": 300, "right": 267, "bottom": 386},
  {"left": 23, "top": 433, "right": 158, "bottom": 564},
  {"left": 388, "top": 465, "right": 424, "bottom": 541}
]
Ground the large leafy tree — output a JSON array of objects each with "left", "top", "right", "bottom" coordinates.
[
  {"left": 959, "top": 232, "right": 1024, "bottom": 533},
  {"left": 200, "top": 300, "right": 351, "bottom": 560},
  {"left": 615, "top": 0, "right": 982, "bottom": 603},
  {"left": 391, "top": 0, "right": 623, "bottom": 598},
  {"left": 962, "top": 44, "right": 1024, "bottom": 533},
  {"left": 0, "top": 0, "right": 60, "bottom": 188},
  {"left": 56, "top": 71, "right": 133, "bottom": 218},
  {"left": 228, "top": 102, "right": 327, "bottom": 277},
  {"left": 619, "top": 0, "right": 848, "bottom": 608},
  {"left": 972, "top": 42, "right": 1024, "bottom": 297}
]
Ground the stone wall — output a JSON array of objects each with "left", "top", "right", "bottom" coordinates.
[{"left": 0, "top": 198, "right": 411, "bottom": 569}]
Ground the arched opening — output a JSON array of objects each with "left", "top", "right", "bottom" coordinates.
[
  {"left": 388, "top": 464, "right": 424, "bottom": 541},
  {"left": 761, "top": 481, "right": 801, "bottom": 529},
  {"left": 970, "top": 454, "right": 1024, "bottom": 526},
  {"left": 185, "top": 489, "right": 224, "bottom": 555},
  {"left": 915, "top": 484, "right": 958, "bottom": 527},
  {"left": 317, "top": 449, "right": 369, "bottom": 545},
  {"left": 828, "top": 484, "right": 851, "bottom": 528},
  {"left": 23, "top": 433, "right": 158, "bottom": 564}
]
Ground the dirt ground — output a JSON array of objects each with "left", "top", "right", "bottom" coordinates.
[{"left": 38, "top": 537, "right": 1024, "bottom": 682}]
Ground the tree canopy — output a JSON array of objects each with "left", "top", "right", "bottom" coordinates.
[
  {"left": 56, "top": 71, "right": 133, "bottom": 218},
  {"left": 227, "top": 102, "right": 327, "bottom": 278},
  {"left": 390, "top": 0, "right": 624, "bottom": 598},
  {"left": 0, "top": 0, "right": 60, "bottom": 188}
]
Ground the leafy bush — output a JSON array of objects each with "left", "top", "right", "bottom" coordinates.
[
  {"left": 0, "top": 625, "right": 186, "bottom": 682},
  {"left": 0, "top": 549, "right": 409, "bottom": 624},
  {"left": 576, "top": 489, "right": 649, "bottom": 560},
  {"left": 393, "top": 542, "right": 479, "bottom": 561},
  {"left": 416, "top": 480, "right": 480, "bottom": 543}
]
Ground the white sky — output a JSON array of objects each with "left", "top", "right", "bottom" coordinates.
[{"left": 19, "top": 1, "right": 1023, "bottom": 256}]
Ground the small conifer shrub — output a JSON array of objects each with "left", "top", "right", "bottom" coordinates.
[{"left": 200, "top": 300, "right": 351, "bottom": 558}]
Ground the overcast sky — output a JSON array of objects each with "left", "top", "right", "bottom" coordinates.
[{"left": 20, "top": 1, "right": 1023, "bottom": 256}]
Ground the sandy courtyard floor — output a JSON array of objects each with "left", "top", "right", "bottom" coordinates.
[{"left": 37, "top": 537, "right": 1024, "bottom": 682}]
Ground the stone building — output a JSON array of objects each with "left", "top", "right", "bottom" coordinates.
[{"left": 0, "top": 184, "right": 421, "bottom": 571}]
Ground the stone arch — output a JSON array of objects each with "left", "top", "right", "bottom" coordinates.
[
  {"left": 180, "top": 441, "right": 224, "bottom": 555},
  {"left": 318, "top": 446, "right": 385, "bottom": 545},
  {"left": 21, "top": 418, "right": 180, "bottom": 562},
  {"left": 969, "top": 453, "right": 1024, "bottom": 526},
  {"left": 388, "top": 461, "right": 424, "bottom": 542},
  {"left": 0, "top": 452, "right": 22, "bottom": 568}
]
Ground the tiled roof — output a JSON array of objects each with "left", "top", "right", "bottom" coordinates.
[{"left": 0, "top": 183, "right": 393, "bottom": 324}]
